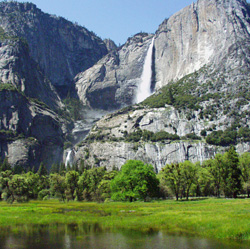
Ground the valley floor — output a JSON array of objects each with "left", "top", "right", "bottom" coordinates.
[{"left": 0, "top": 198, "right": 250, "bottom": 242}]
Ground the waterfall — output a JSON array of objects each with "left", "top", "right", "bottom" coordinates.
[
  {"left": 65, "top": 149, "right": 74, "bottom": 167},
  {"left": 135, "top": 37, "right": 155, "bottom": 103}
]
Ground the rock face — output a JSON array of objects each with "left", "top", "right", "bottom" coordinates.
[
  {"left": 0, "top": 1, "right": 109, "bottom": 168},
  {"left": 73, "top": 104, "right": 250, "bottom": 171},
  {"left": 76, "top": 0, "right": 250, "bottom": 106},
  {"left": 0, "top": 2, "right": 108, "bottom": 95},
  {"left": 75, "top": 141, "right": 225, "bottom": 172},
  {"left": 1, "top": 0, "right": 250, "bottom": 170},
  {"left": 154, "top": 0, "right": 250, "bottom": 89},
  {"left": 0, "top": 38, "right": 61, "bottom": 110},
  {"left": 75, "top": 33, "right": 154, "bottom": 110},
  {"left": 0, "top": 88, "right": 69, "bottom": 169},
  {"left": 103, "top": 39, "right": 117, "bottom": 52}
]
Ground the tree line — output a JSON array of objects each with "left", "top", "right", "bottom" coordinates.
[{"left": 0, "top": 146, "right": 249, "bottom": 203}]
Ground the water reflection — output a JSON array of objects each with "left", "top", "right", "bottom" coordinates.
[{"left": 0, "top": 224, "right": 249, "bottom": 249}]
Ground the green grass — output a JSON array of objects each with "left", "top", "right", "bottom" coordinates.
[{"left": 0, "top": 198, "right": 250, "bottom": 241}]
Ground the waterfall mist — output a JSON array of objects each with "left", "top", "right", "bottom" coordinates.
[{"left": 135, "top": 37, "right": 155, "bottom": 103}]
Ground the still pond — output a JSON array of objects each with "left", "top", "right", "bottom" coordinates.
[{"left": 0, "top": 224, "right": 249, "bottom": 249}]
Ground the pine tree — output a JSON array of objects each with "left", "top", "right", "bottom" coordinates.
[
  {"left": 37, "top": 162, "right": 48, "bottom": 176},
  {"left": 50, "top": 163, "right": 59, "bottom": 174},
  {"left": 59, "top": 163, "right": 66, "bottom": 175},
  {"left": 223, "top": 146, "right": 242, "bottom": 198},
  {"left": 1, "top": 158, "right": 11, "bottom": 171}
]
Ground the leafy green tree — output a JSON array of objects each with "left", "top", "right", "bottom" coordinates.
[
  {"left": 65, "top": 170, "right": 79, "bottom": 201},
  {"left": 37, "top": 189, "right": 50, "bottom": 200},
  {"left": 238, "top": 127, "right": 250, "bottom": 142},
  {"left": 71, "top": 163, "right": 79, "bottom": 172},
  {"left": 160, "top": 163, "right": 183, "bottom": 200},
  {"left": 97, "top": 170, "right": 118, "bottom": 201},
  {"left": 203, "top": 155, "right": 224, "bottom": 197},
  {"left": 110, "top": 160, "right": 159, "bottom": 202},
  {"left": 78, "top": 167, "right": 106, "bottom": 201},
  {"left": 0, "top": 171, "right": 31, "bottom": 203},
  {"left": 239, "top": 152, "right": 250, "bottom": 197},
  {"left": 0, "top": 170, "right": 13, "bottom": 203},
  {"left": 196, "top": 165, "right": 213, "bottom": 197},
  {"left": 25, "top": 172, "right": 40, "bottom": 199},
  {"left": 8, "top": 175, "right": 29, "bottom": 202},
  {"left": 50, "top": 173, "right": 66, "bottom": 201},
  {"left": 180, "top": 161, "right": 198, "bottom": 200}
]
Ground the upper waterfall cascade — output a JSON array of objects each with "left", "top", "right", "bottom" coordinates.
[{"left": 135, "top": 37, "right": 155, "bottom": 103}]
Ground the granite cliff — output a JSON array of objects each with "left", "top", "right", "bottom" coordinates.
[
  {"left": 0, "top": 1, "right": 108, "bottom": 96},
  {"left": 0, "top": 87, "right": 69, "bottom": 169},
  {"left": 0, "top": 1, "right": 110, "bottom": 169},
  {"left": 1, "top": 0, "right": 250, "bottom": 170},
  {"left": 72, "top": 0, "right": 250, "bottom": 171},
  {"left": 75, "top": 33, "right": 154, "bottom": 110}
]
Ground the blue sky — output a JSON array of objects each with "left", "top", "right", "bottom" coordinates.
[
  {"left": 12, "top": 0, "right": 195, "bottom": 45},
  {"left": 12, "top": 0, "right": 242, "bottom": 45}
]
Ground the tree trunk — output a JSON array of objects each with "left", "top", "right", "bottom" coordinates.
[{"left": 186, "top": 188, "right": 190, "bottom": 201}]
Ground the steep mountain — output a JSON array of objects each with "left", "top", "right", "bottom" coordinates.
[
  {"left": 0, "top": 35, "right": 61, "bottom": 110},
  {"left": 72, "top": 0, "right": 250, "bottom": 171},
  {"left": 76, "top": 0, "right": 250, "bottom": 108},
  {"left": 1, "top": 0, "right": 250, "bottom": 170},
  {"left": 103, "top": 39, "right": 117, "bottom": 52},
  {"left": 0, "top": 31, "right": 70, "bottom": 169},
  {"left": 0, "top": 85, "right": 69, "bottom": 169},
  {"left": 0, "top": 1, "right": 110, "bottom": 169},
  {"left": 75, "top": 33, "right": 153, "bottom": 110},
  {"left": 0, "top": 1, "right": 108, "bottom": 96},
  {"left": 154, "top": 0, "right": 250, "bottom": 89}
]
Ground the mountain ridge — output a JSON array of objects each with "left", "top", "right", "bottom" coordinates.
[
  {"left": 0, "top": 1, "right": 109, "bottom": 96},
  {"left": 1, "top": 0, "right": 250, "bottom": 170},
  {"left": 72, "top": 0, "right": 250, "bottom": 171}
]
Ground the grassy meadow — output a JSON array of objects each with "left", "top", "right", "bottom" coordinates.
[{"left": 0, "top": 198, "right": 250, "bottom": 241}]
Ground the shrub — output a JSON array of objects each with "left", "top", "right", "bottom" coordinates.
[
  {"left": 206, "top": 128, "right": 237, "bottom": 146},
  {"left": 183, "top": 133, "right": 202, "bottom": 140},
  {"left": 200, "top": 130, "right": 207, "bottom": 137},
  {"left": 0, "top": 83, "right": 17, "bottom": 92}
]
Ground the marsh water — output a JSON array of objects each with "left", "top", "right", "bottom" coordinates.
[{"left": 0, "top": 224, "right": 249, "bottom": 249}]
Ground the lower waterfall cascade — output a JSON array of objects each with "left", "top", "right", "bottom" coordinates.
[{"left": 135, "top": 37, "right": 155, "bottom": 103}]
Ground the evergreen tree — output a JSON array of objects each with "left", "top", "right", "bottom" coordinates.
[
  {"left": 37, "top": 162, "right": 48, "bottom": 176},
  {"left": 78, "top": 159, "right": 86, "bottom": 174},
  {"left": 50, "top": 163, "right": 59, "bottom": 174},
  {"left": 1, "top": 158, "right": 11, "bottom": 171},
  {"left": 223, "top": 146, "right": 242, "bottom": 198},
  {"left": 50, "top": 173, "right": 66, "bottom": 201},
  {"left": 59, "top": 163, "right": 66, "bottom": 175},
  {"left": 65, "top": 170, "right": 79, "bottom": 200}
]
